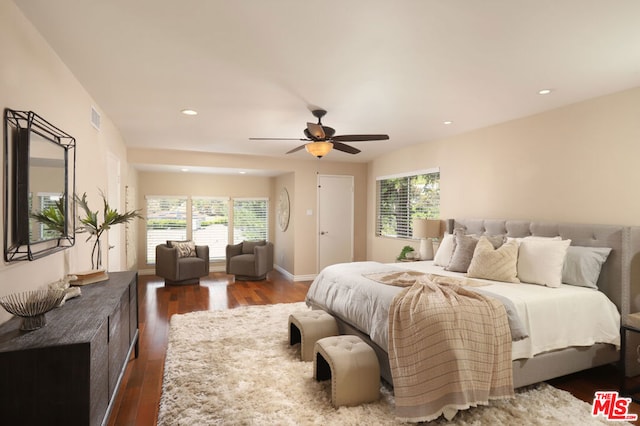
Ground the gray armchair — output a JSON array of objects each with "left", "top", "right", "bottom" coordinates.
[
  {"left": 226, "top": 240, "right": 274, "bottom": 281},
  {"left": 156, "top": 242, "right": 210, "bottom": 285}
]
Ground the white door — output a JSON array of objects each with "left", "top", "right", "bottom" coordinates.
[
  {"left": 318, "top": 175, "right": 354, "bottom": 271},
  {"left": 107, "top": 153, "right": 121, "bottom": 271}
]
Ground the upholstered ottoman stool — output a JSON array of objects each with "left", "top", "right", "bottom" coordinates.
[
  {"left": 288, "top": 310, "right": 338, "bottom": 361},
  {"left": 313, "top": 335, "right": 380, "bottom": 407}
]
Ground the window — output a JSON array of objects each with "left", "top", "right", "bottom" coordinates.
[
  {"left": 233, "top": 198, "right": 269, "bottom": 244},
  {"left": 145, "top": 195, "right": 270, "bottom": 264},
  {"left": 376, "top": 169, "right": 440, "bottom": 238},
  {"left": 192, "top": 197, "right": 229, "bottom": 260},
  {"left": 146, "top": 196, "right": 187, "bottom": 264}
]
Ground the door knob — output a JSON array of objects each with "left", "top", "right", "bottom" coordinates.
[{"left": 320, "top": 231, "right": 328, "bottom": 235}]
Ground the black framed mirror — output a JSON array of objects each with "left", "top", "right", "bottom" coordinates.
[{"left": 3, "top": 109, "right": 76, "bottom": 261}]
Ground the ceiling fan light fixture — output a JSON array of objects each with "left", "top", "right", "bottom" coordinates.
[
  {"left": 252, "top": 108, "right": 388, "bottom": 157},
  {"left": 305, "top": 141, "right": 333, "bottom": 158}
]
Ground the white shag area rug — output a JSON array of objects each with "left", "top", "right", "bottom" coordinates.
[{"left": 158, "top": 302, "right": 627, "bottom": 425}]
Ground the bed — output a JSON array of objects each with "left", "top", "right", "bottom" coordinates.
[{"left": 305, "top": 219, "right": 629, "bottom": 421}]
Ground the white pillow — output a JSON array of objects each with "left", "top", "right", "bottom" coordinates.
[
  {"left": 433, "top": 233, "right": 455, "bottom": 266},
  {"left": 517, "top": 238, "right": 571, "bottom": 287},
  {"left": 507, "top": 235, "right": 562, "bottom": 246}
]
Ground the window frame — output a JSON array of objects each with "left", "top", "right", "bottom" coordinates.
[
  {"left": 191, "top": 196, "right": 230, "bottom": 261},
  {"left": 376, "top": 168, "right": 440, "bottom": 239},
  {"left": 145, "top": 195, "right": 188, "bottom": 264},
  {"left": 232, "top": 197, "right": 269, "bottom": 244}
]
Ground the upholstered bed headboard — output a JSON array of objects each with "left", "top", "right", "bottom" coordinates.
[{"left": 446, "top": 219, "right": 629, "bottom": 315}]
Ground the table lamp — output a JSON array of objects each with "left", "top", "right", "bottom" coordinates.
[{"left": 412, "top": 218, "right": 440, "bottom": 260}]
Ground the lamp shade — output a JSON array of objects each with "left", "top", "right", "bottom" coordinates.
[
  {"left": 305, "top": 141, "right": 333, "bottom": 158},
  {"left": 413, "top": 218, "right": 440, "bottom": 260},
  {"left": 412, "top": 218, "right": 440, "bottom": 239}
]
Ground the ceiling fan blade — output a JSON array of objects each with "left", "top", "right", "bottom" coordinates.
[
  {"left": 332, "top": 141, "right": 361, "bottom": 155},
  {"left": 249, "top": 137, "right": 308, "bottom": 141},
  {"left": 331, "top": 134, "right": 390, "bottom": 142},
  {"left": 307, "top": 122, "right": 326, "bottom": 139},
  {"left": 286, "top": 144, "right": 307, "bottom": 154}
]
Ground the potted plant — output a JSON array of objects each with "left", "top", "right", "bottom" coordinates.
[
  {"left": 397, "top": 245, "right": 416, "bottom": 261},
  {"left": 75, "top": 190, "right": 142, "bottom": 270}
]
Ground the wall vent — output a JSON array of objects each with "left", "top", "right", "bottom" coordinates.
[{"left": 90, "top": 106, "right": 101, "bottom": 130}]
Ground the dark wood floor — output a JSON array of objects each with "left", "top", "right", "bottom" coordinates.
[{"left": 108, "top": 270, "right": 639, "bottom": 425}]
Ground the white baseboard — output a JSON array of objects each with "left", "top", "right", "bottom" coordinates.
[
  {"left": 274, "top": 264, "right": 293, "bottom": 280},
  {"left": 292, "top": 273, "right": 317, "bottom": 282},
  {"left": 273, "top": 265, "right": 317, "bottom": 282}
]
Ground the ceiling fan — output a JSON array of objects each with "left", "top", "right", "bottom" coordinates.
[{"left": 250, "top": 109, "right": 389, "bottom": 158}]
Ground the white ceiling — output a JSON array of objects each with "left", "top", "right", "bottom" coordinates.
[{"left": 15, "top": 0, "right": 640, "bottom": 166}]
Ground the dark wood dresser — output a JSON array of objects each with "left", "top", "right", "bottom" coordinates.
[{"left": 0, "top": 271, "right": 138, "bottom": 426}]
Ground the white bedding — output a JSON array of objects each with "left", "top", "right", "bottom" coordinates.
[{"left": 305, "top": 260, "right": 621, "bottom": 361}]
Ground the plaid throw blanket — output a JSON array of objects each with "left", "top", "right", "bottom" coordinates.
[{"left": 388, "top": 276, "right": 514, "bottom": 422}]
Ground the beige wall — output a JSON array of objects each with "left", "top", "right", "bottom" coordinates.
[
  {"left": 274, "top": 173, "right": 295, "bottom": 274},
  {"left": 0, "top": 1, "right": 135, "bottom": 323},
  {"left": 368, "top": 87, "right": 640, "bottom": 262},
  {"left": 129, "top": 148, "right": 368, "bottom": 277}
]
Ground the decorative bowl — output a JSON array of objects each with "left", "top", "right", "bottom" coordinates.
[{"left": 0, "top": 289, "right": 65, "bottom": 331}]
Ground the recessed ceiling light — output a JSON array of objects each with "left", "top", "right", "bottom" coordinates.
[
  {"left": 181, "top": 109, "right": 198, "bottom": 116},
  {"left": 239, "top": 171, "right": 247, "bottom": 174},
  {"left": 443, "top": 121, "right": 453, "bottom": 125},
  {"left": 180, "top": 168, "right": 189, "bottom": 172},
  {"left": 538, "top": 89, "right": 553, "bottom": 95}
]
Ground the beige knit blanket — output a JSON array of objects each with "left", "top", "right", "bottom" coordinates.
[
  {"left": 388, "top": 276, "right": 514, "bottom": 422},
  {"left": 364, "top": 270, "right": 489, "bottom": 288}
]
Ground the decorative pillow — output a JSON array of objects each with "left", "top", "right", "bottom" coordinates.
[
  {"left": 242, "top": 240, "right": 266, "bottom": 254},
  {"left": 445, "top": 230, "right": 479, "bottom": 273},
  {"left": 562, "top": 246, "right": 612, "bottom": 289},
  {"left": 167, "top": 239, "right": 191, "bottom": 249},
  {"left": 467, "top": 237, "right": 520, "bottom": 283},
  {"left": 445, "top": 230, "right": 506, "bottom": 273},
  {"left": 166, "top": 240, "right": 183, "bottom": 248},
  {"left": 433, "top": 234, "right": 454, "bottom": 266},
  {"left": 517, "top": 238, "right": 571, "bottom": 287},
  {"left": 171, "top": 240, "right": 196, "bottom": 258},
  {"left": 483, "top": 234, "right": 507, "bottom": 249}
]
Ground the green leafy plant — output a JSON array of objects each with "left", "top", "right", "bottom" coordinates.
[
  {"left": 397, "top": 245, "right": 415, "bottom": 261},
  {"left": 30, "top": 195, "right": 66, "bottom": 236},
  {"left": 75, "top": 190, "right": 143, "bottom": 269}
]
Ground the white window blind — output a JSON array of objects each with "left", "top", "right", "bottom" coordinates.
[
  {"left": 192, "top": 197, "right": 229, "bottom": 260},
  {"left": 376, "top": 170, "right": 440, "bottom": 238},
  {"left": 146, "top": 196, "right": 188, "bottom": 264},
  {"left": 232, "top": 198, "right": 269, "bottom": 244}
]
